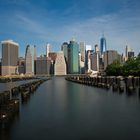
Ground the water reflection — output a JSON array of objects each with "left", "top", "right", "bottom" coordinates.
[{"left": 1, "top": 77, "right": 140, "bottom": 140}]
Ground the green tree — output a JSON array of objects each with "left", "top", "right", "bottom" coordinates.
[
  {"left": 106, "top": 60, "right": 122, "bottom": 76},
  {"left": 106, "top": 54, "right": 140, "bottom": 76}
]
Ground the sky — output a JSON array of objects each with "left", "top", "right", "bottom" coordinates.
[{"left": 0, "top": 0, "right": 140, "bottom": 57}]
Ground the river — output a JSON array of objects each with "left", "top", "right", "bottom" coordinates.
[{"left": 1, "top": 77, "right": 140, "bottom": 140}]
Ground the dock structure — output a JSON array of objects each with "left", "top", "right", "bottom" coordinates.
[
  {"left": 0, "top": 78, "right": 50, "bottom": 129},
  {"left": 0, "top": 91, "right": 19, "bottom": 129},
  {"left": 65, "top": 75, "right": 139, "bottom": 95}
]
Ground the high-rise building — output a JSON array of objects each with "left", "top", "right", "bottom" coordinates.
[
  {"left": 18, "top": 57, "right": 25, "bottom": 75},
  {"left": 68, "top": 39, "right": 79, "bottom": 74},
  {"left": 79, "top": 42, "right": 86, "bottom": 74},
  {"left": 86, "top": 50, "right": 94, "bottom": 72},
  {"left": 48, "top": 52, "right": 57, "bottom": 74},
  {"left": 61, "top": 42, "right": 68, "bottom": 72},
  {"left": 100, "top": 34, "right": 107, "bottom": 56},
  {"left": 79, "top": 42, "right": 86, "bottom": 62},
  {"left": 91, "top": 52, "right": 100, "bottom": 72},
  {"left": 94, "top": 44, "right": 100, "bottom": 53},
  {"left": 25, "top": 45, "right": 36, "bottom": 75},
  {"left": 46, "top": 43, "right": 51, "bottom": 57},
  {"left": 54, "top": 51, "right": 66, "bottom": 75},
  {"left": 1, "top": 40, "right": 19, "bottom": 76},
  {"left": 103, "top": 50, "right": 120, "bottom": 70},
  {"left": 61, "top": 42, "right": 68, "bottom": 61},
  {"left": 125, "top": 45, "right": 134, "bottom": 61},
  {"left": 35, "top": 56, "right": 51, "bottom": 75}
]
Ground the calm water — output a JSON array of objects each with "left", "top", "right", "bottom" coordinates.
[{"left": 1, "top": 77, "right": 140, "bottom": 140}]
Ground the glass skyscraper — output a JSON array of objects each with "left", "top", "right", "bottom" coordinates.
[
  {"left": 100, "top": 35, "right": 107, "bottom": 55},
  {"left": 61, "top": 42, "right": 68, "bottom": 63},
  {"left": 68, "top": 39, "right": 79, "bottom": 74}
]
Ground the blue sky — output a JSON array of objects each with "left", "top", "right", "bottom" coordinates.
[{"left": 0, "top": 0, "right": 140, "bottom": 57}]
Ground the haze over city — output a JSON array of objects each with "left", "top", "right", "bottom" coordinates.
[{"left": 0, "top": 0, "right": 140, "bottom": 56}]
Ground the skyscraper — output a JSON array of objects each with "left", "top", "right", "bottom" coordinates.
[
  {"left": 86, "top": 50, "right": 94, "bottom": 72},
  {"left": 54, "top": 51, "right": 66, "bottom": 75},
  {"left": 79, "top": 42, "right": 86, "bottom": 74},
  {"left": 61, "top": 42, "right": 68, "bottom": 60},
  {"left": 61, "top": 42, "right": 69, "bottom": 73},
  {"left": 79, "top": 42, "right": 86, "bottom": 62},
  {"left": 125, "top": 45, "right": 134, "bottom": 61},
  {"left": 18, "top": 57, "right": 25, "bottom": 75},
  {"left": 94, "top": 44, "right": 100, "bottom": 53},
  {"left": 103, "top": 50, "right": 120, "bottom": 70},
  {"left": 68, "top": 39, "right": 79, "bottom": 74},
  {"left": 1, "top": 40, "right": 19, "bottom": 76},
  {"left": 91, "top": 52, "right": 100, "bottom": 72},
  {"left": 100, "top": 34, "right": 107, "bottom": 56},
  {"left": 46, "top": 43, "right": 51, "bottom": 57},
  {"left": 35, "top": 56, "right": 51, "bottom": 75},
  {"left": 25, "top": 45, "right": 36, "bottom": 75}
]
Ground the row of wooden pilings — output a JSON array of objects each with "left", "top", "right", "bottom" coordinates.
[
  {"left": 65, "top": 76, "right": 140, "bottom": 94},
  {"left": 0, "top": 76, "right": 39, "bottom": 83},
  {"left": 0, "top": 78, "right": 49, "bottom": 129}
]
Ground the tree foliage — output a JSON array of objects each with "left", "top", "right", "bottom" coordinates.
[{"left": 106, "top": 54, "right": 140, "bottom": 76}]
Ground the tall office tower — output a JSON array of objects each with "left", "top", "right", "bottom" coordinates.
[
  {"left": 0, "top": 61, "right": 1, "bottom": 76},
  {"left": 18, "top": 57, "right": 25, "bottom": 75},
  {"left": 35, "top": 56, "right": 51, "bottom": 75},
  {"left": 94, "top": 44, "right": 100, "bottom": 53},
  {"left": 61, "top": 42, "right": 69, "bottom": 73},
  {"left": 86, "top": 50, "right": 94, "bottom": 72},
  {"left": 68, "top": 39, "right": 79, "bottom": 74},
  {"left": 61, "top": 42, "right": 68, "bottom": 70},
  {"left": 1, "top": 40, "right": 19, "bottom": 76},
  {"left": 100, "top": 34, "right": 107, "bottom": 56},
  {"left": 79, "top": 42, "right": 86, "bottom": 74},
  {"left": 85, "top": 45, "right": 93, "bottom": 72},
  {"left": 48, "top": 52, "right": 57, "bottom": 75},
  {"left": 79, "top": 42, "right": 86, "bottom": 62},
  {"left": 25, "top": 45, "right": 36, "bottom": 75},
  {"left": 103, "top": 50, "right": 120, "bottom": 70},
  {"left": 91, "top": 52, "right": 100, "bottom": 72},
  {"left": 46, "top": 43, "right": 51, "bottom": 57},
  {"left": 125, "top": 45, "right": 134, "bottom": 61},
  {"left": 54, "top": 51, "right": 66, "bottom": 75}
]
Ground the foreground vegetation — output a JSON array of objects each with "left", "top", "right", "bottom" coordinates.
[{"left": 106, "top": 53, "right": 140, "bottom": 76}]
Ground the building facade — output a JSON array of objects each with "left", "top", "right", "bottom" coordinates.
[
  {"left": 61, "top": 42, "right": 68, "bottom": 73},
  {"left": 91, "top": 52, "right": 100, "bottom": 72},
  {"left": 46, "top": 43, "right": 51, "bottom": 57},
  {"left": 48, "top": 52, "right": 57, "bottom": 74},
  {"left": 25, "top": 45, "right": 36, "bottom": 75},
  {"left": 54, "top": 51, "right": 66, "bottom": 75},
  {"left": 79, "top": 42, "right": 86, "bottom": 74},
  {"left": 1, "top": 40, "right": 19, "bottom": 76},
  {"left": 125, "top": 45, "right": 134, "bottom": 61},
  {"left": 100, "top": 35, "right": 107, "bottom": 56},
  {"left": 35, "top": 56, "right": 51, "bottom": 75},
  {"left": 103, "top": 50, "right": 120, "bottom": 70},
  {"left": 18, "top": 57, "right": 25, "bottom": 75},
  {"left": 68, "top": 39, "right": 79, "bottom": 74}
]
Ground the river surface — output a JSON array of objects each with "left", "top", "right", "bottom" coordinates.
[{"left": 1, "top": 77, "right": 140, "bottom": 140}]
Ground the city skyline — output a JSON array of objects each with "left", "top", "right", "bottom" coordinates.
[{"left": 0, "top": 0, "right": 140, "bottom": 56}]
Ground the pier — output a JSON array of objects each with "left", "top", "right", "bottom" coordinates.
[
  {"left": 0, "top": 78, "right": 50, "bottom": 129},
  {"left": 65, "top": 75, "right": 140, "bottom": 94}
]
